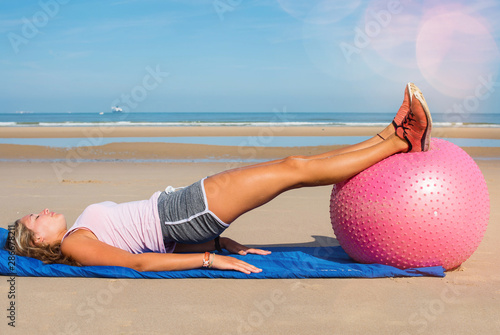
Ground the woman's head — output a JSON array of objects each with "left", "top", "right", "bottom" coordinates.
[
  {"left": 7, "top": 210, "right": 79, "bottom": 266},
  {"left": 18, "top": 208, "right": 67, "bottom": 246}
]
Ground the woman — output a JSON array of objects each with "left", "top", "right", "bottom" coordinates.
[{"left": 8, "top": 83, "right": 432, "bottom": 274}]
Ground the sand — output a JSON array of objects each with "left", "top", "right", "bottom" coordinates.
[
  {"left": 0, "top": 126, "right": 499, "bottom": 334},
  {"left": 1, "top": 126, "right": 500, "bottom": 161}
]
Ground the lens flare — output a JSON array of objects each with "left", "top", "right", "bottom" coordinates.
[{"left": 416, "top": 8, "right": 499, "bottom": 98}]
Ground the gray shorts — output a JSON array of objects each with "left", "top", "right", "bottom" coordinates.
[{"left": 157, "top": 178, "right": 229, "bottom": 245}]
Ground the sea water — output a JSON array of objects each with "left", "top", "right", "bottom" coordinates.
[{"left": 1, "top": 111, "right": 500, "bottom": 127}]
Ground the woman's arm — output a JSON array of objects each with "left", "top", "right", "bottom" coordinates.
[
  {"left": 173, "top": 237, "right": 271, "bottom": 256},
  {"left": 61, "top": 232, "right": 263, "bottom": 274}
]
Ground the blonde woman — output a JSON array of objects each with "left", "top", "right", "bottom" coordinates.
[{"left": 8, "top": 83, "right": 432, "bottom": 274}]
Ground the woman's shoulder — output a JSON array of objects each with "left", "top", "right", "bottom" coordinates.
[
  {"left": 60, "top": 228, "right": 98, "bottom": 256},
  {"left": 62, "top": 228, "right": 98, "bottom": 245}
]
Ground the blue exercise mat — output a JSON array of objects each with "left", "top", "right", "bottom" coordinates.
[{"left": 0, "top": 228, "right": 444, "bottom": 278}]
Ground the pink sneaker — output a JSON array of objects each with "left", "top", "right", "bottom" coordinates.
[
  {"left": 392, "top": 82, "right": 413, "bottom": 130},
  {"left": 396, "top": 87, "right": 432, "bottom": 152}
]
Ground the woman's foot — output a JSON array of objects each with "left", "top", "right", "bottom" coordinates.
[
  {"left": 395, "top": 88, "right": 432, "bottom": 152},
  {"left": 378, "top": 82, "right": 413, "bottom": 140},
  {"left": 392, "top": 82, "right": 413, "bottom": 129}
]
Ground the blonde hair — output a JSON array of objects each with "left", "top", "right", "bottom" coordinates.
[{"left": 7, "top": 219, "right": 80, "bottom": 266}]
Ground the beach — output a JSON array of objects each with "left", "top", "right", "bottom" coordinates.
[
  {"left": 0, "top": 126, "right": 499, "bottom": 334},
  {"left": 1, "top": 126, "right": 500, "bottom": 161}
]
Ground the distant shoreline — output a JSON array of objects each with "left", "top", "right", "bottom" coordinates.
[{"left": 1, "top": 126, "right": 500, "bottom": 139}]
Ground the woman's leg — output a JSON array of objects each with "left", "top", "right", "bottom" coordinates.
[
  {"left": 230, "top": 123, "right": 396, "bottom": 171},
  {"left": 205, "top": 133, "right": 408, "bottom": 224},
  {"left": 305, "top": 122, "right": 396, "bottom": 159},
  {"left": 237, "top": 83, "right": 408, "bottom": 169},
  {"left": 205, "top": 83, "right": 425, "bottom": 224}
]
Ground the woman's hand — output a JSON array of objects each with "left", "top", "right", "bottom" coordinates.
[
  {"left": 220, "top": 237, "right": 271, "bottom": 256},
  {"left": 210, "top": 254, "right": 263, "bottom": 274},
  {"left": 173, "top": 237, "right": 271, "bottom": 257},
  {"left": 208, "top": 237, "right": 271, "bottom": 274}
]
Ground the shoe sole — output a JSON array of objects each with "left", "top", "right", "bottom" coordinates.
[
  {"left": 407, "top": 82, "right": 413, "bottom": 104},
  {"left": 411, "top": 84, "right": 433, "bottom": 151}
]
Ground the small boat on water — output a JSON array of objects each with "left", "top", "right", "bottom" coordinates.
[{"left": 111, "top": 106, "right": 123, "bottom": 113}]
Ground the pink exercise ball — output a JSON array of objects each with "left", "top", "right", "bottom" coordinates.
[{"left": 330, "top": 138, "right": 489, "bottom": 270}]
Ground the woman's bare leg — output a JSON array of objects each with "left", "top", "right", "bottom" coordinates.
[
  {"left": 205, "top": 82, "right": 409, "bottom": 223},
  {"left": 231, "top": 123, "right": 396, "bottom": 171},
  {"left": 305, "top": 123, "right": 396, "bottom": 160},
  {"left": 205, "top": 133, "right": 407, "bottom": 224}
]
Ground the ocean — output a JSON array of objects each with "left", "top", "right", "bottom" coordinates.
[
  {"left": 1, "top": 111, "right": 500, "bottom": 127},
  {"left": 1, "top": 112, "right": 499, "bottom": 152}
]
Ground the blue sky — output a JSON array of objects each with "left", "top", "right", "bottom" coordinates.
[{"left": 1, "top": 0, "right": 500, "bottom": 119}]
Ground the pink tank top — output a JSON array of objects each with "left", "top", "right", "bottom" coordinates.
[{"left": 62, "top": 192, "right": 176, "bottom": 254}]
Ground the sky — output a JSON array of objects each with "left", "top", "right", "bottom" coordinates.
[{"left": 1, "top": 0, "right": 500, "bottom": 120}]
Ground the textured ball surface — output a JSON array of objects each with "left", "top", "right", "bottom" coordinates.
[{"left": 330, "top": 138, "right": 489, "bottom": 270}]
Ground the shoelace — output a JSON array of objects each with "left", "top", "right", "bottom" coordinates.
[{"left": 400, "top": 110, "right": 416, "bottom": 135}]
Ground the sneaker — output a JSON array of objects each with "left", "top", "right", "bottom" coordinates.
[
  {"left": 392, "top": 82, "right": 413, "bottom": 130},
  {"left": 396, "top": 89, "right": 432, "bottom": 152},
  {"left": 411, "top": 83, "right": 433, "bottom": 148}
]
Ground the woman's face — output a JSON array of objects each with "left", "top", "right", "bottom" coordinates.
[{"left": 20, "top": 208, "right": 67, "bottom": 245}]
